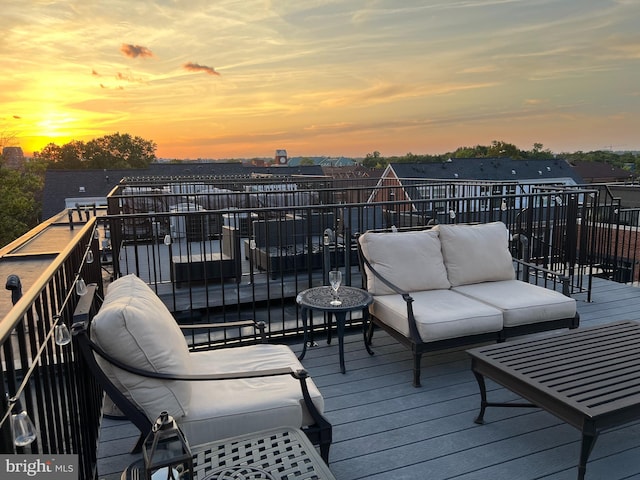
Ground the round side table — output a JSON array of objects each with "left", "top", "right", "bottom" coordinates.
[{"left": 296, "top": 285, "right": 373, "bottom": 373}]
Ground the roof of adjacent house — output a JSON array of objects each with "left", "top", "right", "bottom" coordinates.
[
  {"left": 287, "top": 156, "right": 356, "bottom": 167},
  {"left": 320, "top": 165, "right": 382, "bottom": 179},
  {"left": 569, "top": 160, "right": 633, "bottom": 183},
  {"left": 41, "top": 162, "right": 325, "bottom": 220},
  {"left": 387, "top": 157, "right": 584, "bottom": 184}
]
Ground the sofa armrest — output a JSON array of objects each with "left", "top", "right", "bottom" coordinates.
[
  {"left": 358, "top": 244, "right": 422, "bottom": 342},
  {"left": 513, "top": 257, "right": 571, "bottom": 296},
  {"left": 359, "top": 245, "right": 413, "bottom": 300}
]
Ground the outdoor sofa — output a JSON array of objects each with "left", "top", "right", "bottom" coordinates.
[{"left": 357, "top": 221, "right": 580, "bottom": 387}]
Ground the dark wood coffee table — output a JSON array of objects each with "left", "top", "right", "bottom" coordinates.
[{"left": 468, "top": 321, "right": 640, "bottom": 480}]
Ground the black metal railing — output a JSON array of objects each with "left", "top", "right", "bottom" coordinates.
[
  {"left": 5, "top": 175, "right": 640, "bottom": 479},
  {"left": 0, "top": 219, "right": 103, "bottom": 479},
  {"left": 103, "top": 179, "right": 605, "bottom": 324}
]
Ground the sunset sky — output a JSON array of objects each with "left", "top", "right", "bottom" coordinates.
[{"left": 1, "top": 1, "right": 639, "bottom": 159}]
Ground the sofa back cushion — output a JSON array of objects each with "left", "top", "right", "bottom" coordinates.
[
  {"left": 359, "top": 229, "right": 450, "bottom": 295},
  {"left": 437, "top": 222, "right": 515, "bottom": 287},
  {"left": 91, "top": 274, "right": 192, "bottom": 420}
]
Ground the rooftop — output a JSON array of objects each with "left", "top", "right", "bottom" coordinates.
[{"left": 4, "top": 176, "right": 640, "bottom": 480}]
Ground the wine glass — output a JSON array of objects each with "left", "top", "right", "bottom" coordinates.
[{"left": 329, "top": 270, "right": 342, "bottom": 305}]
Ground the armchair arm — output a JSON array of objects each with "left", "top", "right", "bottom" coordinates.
[{"left": 73, "top": 320, "right": 296, "bottom": 382}]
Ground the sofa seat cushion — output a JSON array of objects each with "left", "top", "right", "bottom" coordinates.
[
  {"left": 359, "top": 229, "right": 450, "bottom": 295},
  {"left": 91, "top": 274, "right": 192, "bottom": 421},
  {"left": 437, "top": 222, "right": 516, "bottom": 287},
  {"left": 370, "top": 290, "right": 503, "bottom": 343},
  {"left": 453, "top": 280, "right": 577, "bottom": 328},
  {"left": 180, "top": 344, "right": 324, "bottom": 446}
]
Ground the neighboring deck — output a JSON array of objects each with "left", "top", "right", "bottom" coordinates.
[{"left": 96, "top": 277, "right": 640, "bottom": 480}]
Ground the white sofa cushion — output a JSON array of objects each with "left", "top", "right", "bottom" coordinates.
[
  {"left": 453, "top": 280, "right": 577, "bottom": 328},
  {"left": 91, "top": 274, "right": 192, "bottom": 420},
  {"left": 359, "top": 229, "right": 450, "bottom": 295},
  {"left": 370, "top": 290, "right": 503, "bottom": 342},
  {"left": 181, "top": 343, "right": 324, "bottom": 446},
  {"left": 437, "top": 222, "right": 515, "bottom": 287}
]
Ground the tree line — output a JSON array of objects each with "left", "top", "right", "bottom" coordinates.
[
  {"left": 33, "top": 132, "right": 157, "bottom": 169},
  {"left": 362, "top": 140, "right": 639, "bottom": 170}
]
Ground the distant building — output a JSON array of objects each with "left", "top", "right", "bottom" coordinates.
[
  {"left": 41, "top": 162, "right": 325, "bottom": 220},
  {"left": 368, "top": 158, "right": 584, "bottom": 216},
  {"left": 288, "top": 156, "right": 356, "bottom": 167},
  {"left": 2, "top": 146, "right": 25, "bottom": 169},
  {"left": 275, "top": 149, "right": 288, "bottom": 165},
  {"left": 570, "top": 160, "right": 634, "bottom": 183}
]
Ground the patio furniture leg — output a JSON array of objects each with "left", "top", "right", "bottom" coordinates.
[
  {"left": 578, "top": 430, "right": 598, "bottom": 480},
  {"left": 335, "top": 312, "right": 347, "bottom": 374},
  {"left": 412, "top": 352, "right": 422, "bottom": 387},
  {"left": 298, "top": 307, "right": 309, "bottom": 360},
  {"left": 365, "top": 317, "right": 375, "bottom": 346},
  {"left": 473, "top": 370, "right": 488, "bottom": 424},
  {"left": 363, "top": 310, "right": 374, "bottom": 356}
]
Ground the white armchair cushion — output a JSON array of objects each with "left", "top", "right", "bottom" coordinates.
[
  {"left": 359, "top": 229, "right": 450, "bottom": 295},
  {"left": 453, "top": 280, "right": 577, "bottom": 327},
  {"left": 369, "top": 290, "right": 503, "bottom": 342},
  {"left": 437, "top": 222, "right": 515, "bottom": 286},
  {"left": 181, "top": 343, "right": 325, "bottom": 446},
  {"left": 91, "top": 274, "right": 192, "bottom": 420}
]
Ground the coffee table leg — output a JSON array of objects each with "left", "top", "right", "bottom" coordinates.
[
  {"left": 472, "top": 370, "right": 488, "bottom": 424},
  {"left": 577, "top": 431, "right": 598, "bottom": 480}
]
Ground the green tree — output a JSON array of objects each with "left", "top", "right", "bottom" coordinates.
[
  {"left": 0, "top": 162, "right": 43, "bottom": 247},
  {"left": 363, "top": 151, "right": 382, "bottom": 168},
  {"left": 84, "top": 133, "right": 156, "bottom": 169},
  {"left": 487, "top": 140, "right": 520, "bottom": 158},
  {"left": 34, "top": 141, "right": 87, "bottom": 169},
  {"left": 34, "top": 133, "right": 157, "bottom": 169}
]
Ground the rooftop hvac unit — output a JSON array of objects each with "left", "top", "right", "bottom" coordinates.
[{"left": 169, "top": 203, "right": 209, "bottom": 241}]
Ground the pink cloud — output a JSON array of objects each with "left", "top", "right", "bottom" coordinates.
[
  {"left": 183, "top": 62, "right": 220, "bottom": 76},
  {"left": 120, "top": 43, "right": 154, "bottom": 58}
]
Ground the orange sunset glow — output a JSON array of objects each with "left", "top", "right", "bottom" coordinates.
[{"left": 2, "top": 1, "right": 639, "bottom": 159}]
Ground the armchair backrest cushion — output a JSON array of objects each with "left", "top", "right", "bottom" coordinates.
[
  {"left": 359, "top": 229, "right": 450, "bottom": 295},
  {"left": 437, "top": 222, "right": 515, "bottom": 287},
  {"left": 90, "top": 274, "right": 192, "bottom": 420}
]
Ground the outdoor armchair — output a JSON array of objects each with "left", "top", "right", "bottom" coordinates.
[{"left": 72, "top": 274, "right": 332, "bottom": 461}]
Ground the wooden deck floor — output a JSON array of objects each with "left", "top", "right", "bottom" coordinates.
[{"left": 96, "top": 277, "right": 640, "bottom": 480}]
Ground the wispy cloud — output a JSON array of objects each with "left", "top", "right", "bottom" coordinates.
[
  {"left": 120, "top": 43, "right": 154, "bottom": 58},
  {"left": 183, "top": 62, "right": 220, "bottom": 76}
]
